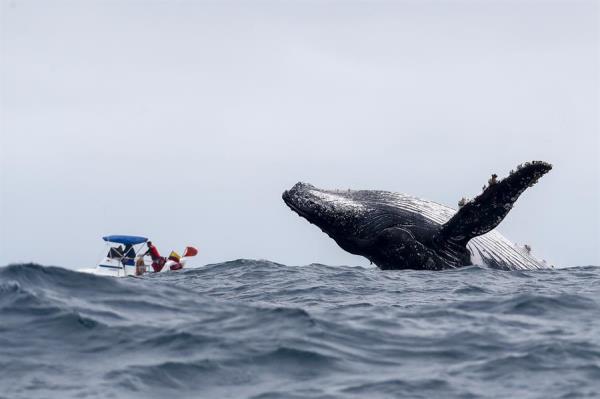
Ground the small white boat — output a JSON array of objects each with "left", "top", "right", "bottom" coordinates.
[{"left": 80, "top": 235, "right": 198, "bottom": 277}]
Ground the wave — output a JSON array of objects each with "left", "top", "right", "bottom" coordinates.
[{"left": 1, "top": 261, "right": 599, "bottom": 398}]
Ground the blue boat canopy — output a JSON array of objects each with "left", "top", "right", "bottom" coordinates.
[{"left": 102, "top": 235, "right": 148, "bottom": 245}]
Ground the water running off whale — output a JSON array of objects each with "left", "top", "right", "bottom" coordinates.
[{"left": 282, "top": 161, "right": 553, "bottom": 270}]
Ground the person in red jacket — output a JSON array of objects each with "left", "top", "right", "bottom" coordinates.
[{"left": 145, "top": 241, "right": 166, "bottom": 272}]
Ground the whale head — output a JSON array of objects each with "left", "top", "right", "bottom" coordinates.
[
  {"left": 282, "top": 183, "right": 367, "bottom": 235},
  {"left": 282, "top": 182, "right": 414, "bottom": 258}
]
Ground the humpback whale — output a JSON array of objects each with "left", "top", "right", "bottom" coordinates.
[{"left": 282, "top": 161, "right": 552, "bottom": 270}]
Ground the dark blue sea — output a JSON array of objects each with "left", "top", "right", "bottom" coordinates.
[{"left": 1, "top": 261, "right": 599, "bottom": 399}]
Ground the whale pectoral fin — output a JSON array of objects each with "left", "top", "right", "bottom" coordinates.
[{"left": 437, "top": 161, "right": 552, "bottom": 246}]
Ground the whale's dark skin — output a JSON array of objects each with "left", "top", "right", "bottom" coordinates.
[{"left": 282, "top": 161, "right": 552, "bottom": 270}]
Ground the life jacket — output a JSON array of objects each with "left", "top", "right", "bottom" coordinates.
[{"left": 148, "top": 245, "right": 161, "bottom": 261}]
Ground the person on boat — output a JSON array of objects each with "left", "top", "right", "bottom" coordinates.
[
  {"left": 122, "top": 244, "right": 136, "bottom": 266},
  {"left": 108, "top": 245, "right": 124, "bottom": 259},
  {"left": 135, "top": 256, "right": 146, "bottom": 276},
  {"left": 144, "top": 241, "right": 166, "bottom": 272}
]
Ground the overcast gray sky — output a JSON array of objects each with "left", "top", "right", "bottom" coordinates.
[{"left": 1, "top": 0, "right": 598, "bottom": 269}]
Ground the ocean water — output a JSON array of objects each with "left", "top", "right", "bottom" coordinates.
[{"left": 1, "top": 261, "right": 599, "bottom": 399}]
